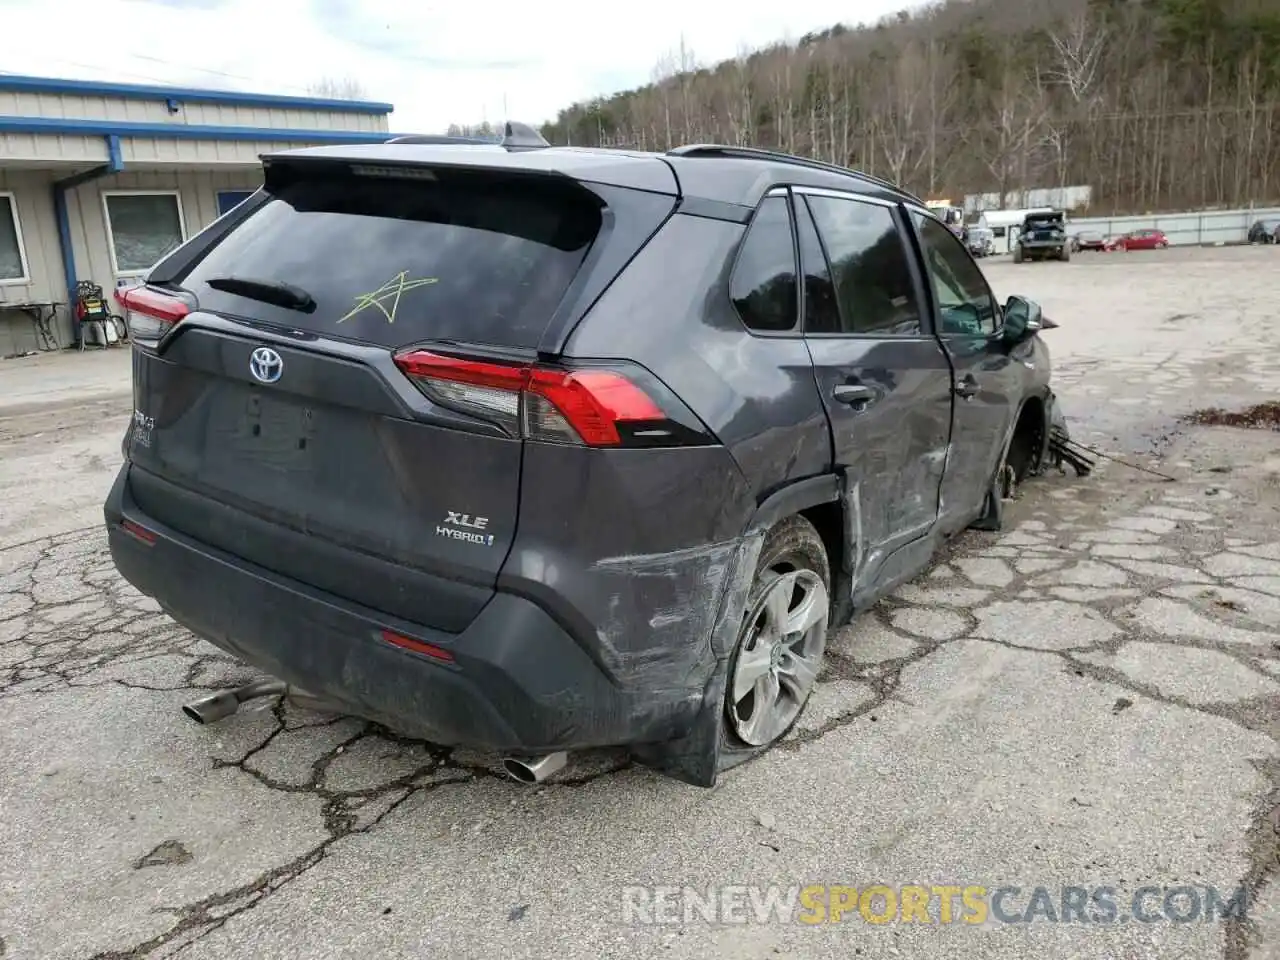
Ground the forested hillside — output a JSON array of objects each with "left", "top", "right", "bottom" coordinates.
[{"left": 538, "top": 0, "right": 1280, "bottom": 213}]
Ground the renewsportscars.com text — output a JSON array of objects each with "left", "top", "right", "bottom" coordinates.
[{"left": 621, "top": 884, "right": 1249, "bottom": 926}]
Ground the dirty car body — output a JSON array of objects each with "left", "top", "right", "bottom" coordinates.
[{"left": 105, "top": 139, "right": 1065, "bottom": 786}]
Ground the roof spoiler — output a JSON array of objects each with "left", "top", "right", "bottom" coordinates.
[{"left": 386, "top": 121, "right": 550, "bottom": 152}]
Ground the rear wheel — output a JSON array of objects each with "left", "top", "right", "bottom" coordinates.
[{"left": 722, "top": 516, "right": 830, "bottom": 753}]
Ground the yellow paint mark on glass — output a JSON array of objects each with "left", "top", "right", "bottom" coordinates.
[{"left": 338, "top": 271, "right": 438, "bottom": 324}]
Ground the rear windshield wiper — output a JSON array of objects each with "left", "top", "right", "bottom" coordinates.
[{"left": 204, "top": 275, "right": 317, "bottom": 314}]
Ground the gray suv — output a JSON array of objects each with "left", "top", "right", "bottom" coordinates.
[{"left": 105, "top": 135, "right": 1065, "bottom": 787}]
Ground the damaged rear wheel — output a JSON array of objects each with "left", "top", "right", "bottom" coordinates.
[{"left": 722, "top": 516, "right": 830, "bottom": 753}]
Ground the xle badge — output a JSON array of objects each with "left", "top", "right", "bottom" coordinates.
[{"left": 436, "top": 511, "right": 495, "bottom": 546}]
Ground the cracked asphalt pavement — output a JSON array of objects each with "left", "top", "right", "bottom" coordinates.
[{"left": 1, "top": 246, "right": 1278, "bottom": 959}]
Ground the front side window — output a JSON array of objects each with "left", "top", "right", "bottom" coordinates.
[
  {"left": 730, "top": 195, "right": 798, "bottom": 332},
  {"left": 0, "top": 194, "right": 27, "bottom": 282},
  {"left": 804, "top": 194, "right": 922, "bottom": 336},
  {"left": 912, "top": 212, "right": 999, "bottom": 337},
  {"left": 105, "top": 193, "right": 185, "bottom": 274}
]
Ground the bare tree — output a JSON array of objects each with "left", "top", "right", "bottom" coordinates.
[
  {"left": 1047, "top": 8, "right": 1106, "bottom": 107},
  {"left": 867, "top": 40, "right": 931, "bottom": 188},
  {"left": 307, "top": 76, "right": 369, "bottom": 100},
  {"left": 971, "top": 49, "right": 1050, "bottom": 207}
]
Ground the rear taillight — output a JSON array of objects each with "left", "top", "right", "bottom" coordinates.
[
  {"left": 393, "top": 349, "right": 706, "bottom": 448},
  {"left": 118, "top": 286, "right": 190, "bottom": 345}
]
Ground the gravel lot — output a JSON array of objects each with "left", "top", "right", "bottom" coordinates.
[{"left": 1, "top": 245, "right": 1278, "bottom": 960}]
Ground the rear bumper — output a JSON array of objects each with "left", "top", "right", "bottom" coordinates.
[{"left": 104, "top": 466, "right": 704, "bottom": 753}]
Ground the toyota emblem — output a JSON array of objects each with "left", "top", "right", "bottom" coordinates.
[{"left": 249, "top": 346, "right": 284, "bottom": 384}]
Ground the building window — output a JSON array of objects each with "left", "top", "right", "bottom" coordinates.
[
  {"left": 216, "top": 190, "right": 255, "bottom": 217},
  {"left": 0, "top": 192, "right": 30, "bottom": 284},
  {"left": 103, "top": 191, "right": 186, "bottom": 275}
]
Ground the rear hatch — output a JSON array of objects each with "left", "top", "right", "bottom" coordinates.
[{"left": 122, "top": 155, "right": 674, "bottom": 632}]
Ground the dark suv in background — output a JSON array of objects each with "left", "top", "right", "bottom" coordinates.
[
  {"left": 1013, "top": 210, "right": 1070, "bottom": 262},
  {"left": 1248, "top": 218, "right": 1280, "bottom": 244},
  {"left": 106, "top": 133, "right": 1063, "bottom": 787}
]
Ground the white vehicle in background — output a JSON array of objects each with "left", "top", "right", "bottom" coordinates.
[{"left": 925, "top": 199, "right": 965, "bottom": 239}]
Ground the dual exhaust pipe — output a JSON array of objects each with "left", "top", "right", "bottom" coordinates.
[{"left": 183, "top": 681, "right": 569, "bottom": 784}]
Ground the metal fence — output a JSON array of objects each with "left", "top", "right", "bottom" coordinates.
[{"left": 1066, "top": 206, "right": 1280, "bottom": 246}]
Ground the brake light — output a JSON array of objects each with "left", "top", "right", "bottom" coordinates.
[
  {"left": 119, "top": 286, "right": 190, "bottom": 344},
  {"left": 393, "top": 349, "right": 680, "bottom": 447},
  {"left": 527, "top": 368, "right": 664, "bottom": 446}
]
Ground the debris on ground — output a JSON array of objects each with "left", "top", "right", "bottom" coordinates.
[
  {"left": 132, "top": 839, "right": 193, "bottom": 869},
  {"left": 1182, "top": 402, "right": 1280, "bottom": 431},
  {"left": 1048, "top": 425, "right": 1097, "bottom": 477}
]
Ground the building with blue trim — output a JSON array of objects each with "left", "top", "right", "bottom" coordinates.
[{"left": 0, "top": 74, "right": 400, "bottom": 355}]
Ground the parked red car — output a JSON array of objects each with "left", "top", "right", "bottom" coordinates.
[{"left": 1107, "top": 228, "right": 1170, "bottom": 251}]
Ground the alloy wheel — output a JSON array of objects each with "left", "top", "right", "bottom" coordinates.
[{"left": 728, "top": 569, "right": 829, "bottom": 746}]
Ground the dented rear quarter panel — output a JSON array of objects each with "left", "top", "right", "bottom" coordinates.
[{"left": 497, "top": 443, "right": 755, "bottom": 692}]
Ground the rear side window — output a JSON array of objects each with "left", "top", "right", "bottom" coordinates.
[
  {"left": 804, "top": 194, "right": 922, "bottom": 336},
  {"left": 730, "top": 195, "right": 798, "bottom": 332},
  {"left": 177, "top": 167, "right": 601, "bottom": 349}
]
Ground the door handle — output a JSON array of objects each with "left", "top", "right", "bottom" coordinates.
[
  {"left": 954, "top": 375, "right": 980, "bottom": 399},
  {"left": 833, "top": 383, "right": 875, "bottom": 406}
]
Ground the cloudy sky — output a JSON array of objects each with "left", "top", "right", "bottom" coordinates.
[{"left": 1, "top": 0, "right": 919, "bottom": 132}]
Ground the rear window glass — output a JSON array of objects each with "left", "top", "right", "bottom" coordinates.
[{"left": 177, "top": 167, "right": 601, "bottom": 349}]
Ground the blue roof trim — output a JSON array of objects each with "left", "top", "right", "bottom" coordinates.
[
  {"left": 0, "top": 74, "right": 394, "bottom": 115},
  {"left": 0, "top": 116, "right": 407, "bottom": 144}
]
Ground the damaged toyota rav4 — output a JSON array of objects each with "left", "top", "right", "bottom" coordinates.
[{"left": 105, "top": 133, "right": 1075, "bottom": 787}]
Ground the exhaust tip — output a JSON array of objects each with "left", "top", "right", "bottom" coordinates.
[
  {"left": 502, "top": 752, "right": 567, "bottom": 784},
  {"left": 502, "top": 758, "right": 539, "bottom": 784},
  {"left": 180, "top": 690, "right": 241, "bottom": 726},
  {"left": 181, "top": 703, "right": 207, "bottom": 725}
]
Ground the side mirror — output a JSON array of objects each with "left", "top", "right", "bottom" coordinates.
[{"left": 1002, "top": 295, "right": 1043, "bottom": 344}]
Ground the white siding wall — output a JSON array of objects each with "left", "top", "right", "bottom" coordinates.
[
  {"left": 120, "top": 137, "right": 315, "bottom": 166},
  {"left": 0, "top": 90, "right": 391, "bottom": 134},
  {"left": 0, "top": 132, "right": 108, "bottom": 165},
  {"left": 0, "top": 167, "right": 262, "bottom": 356},
  {"left": 0, "top": 168, "right": 64, "bottom": 358}
]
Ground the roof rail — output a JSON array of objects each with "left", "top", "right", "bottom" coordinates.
[
  {"left": 666, "top": 144, "right": 924, "bottom": 205},
  {"left": 386, "top": 121, "right": 550, "bottom": 153},
  {"left": 386, "top": 134, "right": 502, "bottom": 146}
]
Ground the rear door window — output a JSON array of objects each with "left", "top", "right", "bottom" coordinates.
[
  {"left": 176, "top": 167, "right": 602, "bottom": 350},
  {"left": 803, "top": 193, "right": 923, "bottom": 336}
]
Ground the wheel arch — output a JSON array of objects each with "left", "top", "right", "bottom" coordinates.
[
  {"left": 1005, "top": 388, "right": 1053, "bottom": 483},
  {"left": 748, "top": 474, "right": 847, "bottom": 612}
]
